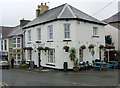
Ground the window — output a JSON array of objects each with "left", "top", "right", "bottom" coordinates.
[
  {"left": 13, "top": 38, "right": 16, "bottom": 48},
  {"left": 0, "top": 32, "right": 1, "bottom": 39},
  {"left": 48, "top": 49, "right": 55, "bottom": 63},
  {"left": 4, "top": 40, "right": 7, "bottom": 50},
  {"left": 48, "top": 25, "right": 53, "bottom": 39},
  {"left": 13, "top": 54, "right": 21, "bottom": 65},
  {"left": 1, "top": 41, "right": 3, "bottom": 50},
  {"left": 37, "top": 28, "right": 41, "bottom": 40},
  {"left": 93, "top": 27, "right": 98, "bottom": 36},
  {"left": 79, "top": 49, "right": 83, "bottom": 62},
  {"left": 64, "top": 24, "right": 70, "bottom": 38},
  {"left": 28, "top": 30, "right": 31, "bottom": 41},
  {"left": 17, "top": 38, "right": 21, "bottom": 48}
]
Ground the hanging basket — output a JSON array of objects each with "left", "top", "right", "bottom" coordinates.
[
  {"left": 99, "top": 45, "right": 104, "bottom": 49},
  {"left": 80, "top": 45, "right": 86, "bottom": 49},
  {"left": 44, "top": 47, "right": 50, "bottom": 52},
  {"left": 63, "top": 46, "right": 69, "bottom": 52},
  {"left": 37, "top": 46, "right": 44, "bottom": 50},
  {"left": 88, "top": 44, "right": 94, "bottom": 49}
]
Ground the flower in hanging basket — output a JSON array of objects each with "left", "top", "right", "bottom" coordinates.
[
  {"left": 80, "top": 45, "right": 86, "bottom": 49},
  {"left": 63, "top": 46, "right": 69, "bottom": 52},
  {"left": 88, "top": 44, "right": 94, "bottom": 49},
  {"left": 37, "top": 46, "right": 44, "bottom": 50},
  {"left": 99, "top": 45, "right": 104, "bottom": 49}
]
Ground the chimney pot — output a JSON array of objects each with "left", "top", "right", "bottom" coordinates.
[
  {"left": 41, "top": 3, "right": 43, "bottom": 5},
  {"left": 45, "top": 3, "right": 47, "bottom": 6}
]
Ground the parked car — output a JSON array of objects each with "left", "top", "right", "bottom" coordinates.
[{"left": 0, "top": 57, "right": 9, "bottom": 69}]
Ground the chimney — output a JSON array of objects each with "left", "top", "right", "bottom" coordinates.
[
  {"left": 36, "top": 3, "right": 49, "bottom": 18},
  {"left": 20, "top": 18, "right": 31, "bottom": 27}
]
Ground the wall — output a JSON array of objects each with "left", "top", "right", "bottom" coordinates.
[{"left": 25, "top": 20, "right": 105, "bottom": 69}]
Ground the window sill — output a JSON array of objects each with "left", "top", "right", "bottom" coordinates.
[
  {"left": 63, "top": 39, "right": 72, "bottom": 42},
  {"left": 36, "top": 41, "right": 41, "bottom": 43},
  {"left": 27, "top": 42, "right": 31, "bottom": 44},
  {"left": 47, "top": 40, "right": 53, "bottom": 42},
  {"left": 46, "top": 63, "right": 55, "bottom": 67},
  {"left": 92, "top": 35, "right": 99, "bottom": 38}
]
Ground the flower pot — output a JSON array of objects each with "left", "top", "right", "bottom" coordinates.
[{"left": 73, "top": 67, "right": 79, "bottom": 72}]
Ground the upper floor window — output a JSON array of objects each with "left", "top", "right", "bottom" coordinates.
[
  {"left": 13, "top": 38, "right": 16, "bottom": 48},
  {"left": 37, "top": 28, "right": 41, "bottom": 40},
  {"left": 4, "top": 40, "right": 7, "bottom": 50},
  {"left": 93, "top": 27, "right": 98, "bottom": 36},
  {"left": 28, "top": 30, "right": 31, "bottom": 41},
  {"left": 13, "top": 38, "right": 21, "bottom": 48},
  {"left": 48, "top": 25, "right": 53, "bottom": 39},
  {"left": 64, "top": 24, "right": 70, "bottom": 38},
  {"left": 17, "top": 38, "right": 21, "bottom": 48},
  {"left": 1, "top": 41, "right": 3, "bottom": 50}
]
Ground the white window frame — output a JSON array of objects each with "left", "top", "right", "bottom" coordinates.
[
  {"left": 13, "top": 38, "right": 16, "bottom": 48},
  {"left": 13, "top": 54, "right": 21, "bottom": 65},
  {"left": 48, "top": 25, "right": 53, "bottom": 40},
  {"left": 48, "top": 49, "right": 55, "bottom": 64},
  {"left": 13, "top": 37, "right": 21, "bottom": 49},
  {"left": 17, "top": 38, "right": 21, "bottom": 48},
  {"left": 93, "top": 27, "right": 98, "bottom": 36},
  {"left": 64, "top": 24, "right": 70, "bottom": 39},
  {"left": 37, "top": 28, "right": 41, "bottom": 40},
  {"left": 28, "top": 30, "right": 31, "bottom": 41}
]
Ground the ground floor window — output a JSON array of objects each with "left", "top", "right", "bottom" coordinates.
[
  {"left": 48, "top": 49, "right": 55, "bottom": 63},
  {"left": 79, "top": 49, "right": 83, "bottom": 62},
  {"left": 13, "top": 54, "right": 21, "bottom": 65}
]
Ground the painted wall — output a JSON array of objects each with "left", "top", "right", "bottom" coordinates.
[{"left": 25, "top": 20, "right": 105, "bottom": 69}]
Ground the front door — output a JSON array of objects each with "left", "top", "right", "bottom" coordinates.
[{"left": 38, "top": 50, "right": 41, "bottom": 67}]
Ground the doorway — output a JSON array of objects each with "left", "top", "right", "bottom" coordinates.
[{"left": 38, "top": 50, "right": 41, "bottom": 67}]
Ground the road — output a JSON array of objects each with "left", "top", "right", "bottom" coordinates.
[{"left": 0, "top": 68, "right": 118, "bottom": 87}]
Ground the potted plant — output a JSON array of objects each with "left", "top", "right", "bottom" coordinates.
[
  {"left": 69, "top": 48, "right": 79, "bottom": 71},
  {"left": 88, "top": 44, "right": 94, "bottom": 51},
  {"left": 63, "top": 46, "right": 69, "bottom": 52},
  {"left": 44, "top": 47, "right": 50, "bottom": 52},
  {"left": 80, "top": 45, "right": 86, "bottom": 50},
  {"left": 99, "top": 45, "right": 104, "bottom": 50}
]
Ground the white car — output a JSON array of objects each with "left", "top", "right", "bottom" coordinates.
[{"left": 0, "top": 57, "right": 9, "bottom": 69}]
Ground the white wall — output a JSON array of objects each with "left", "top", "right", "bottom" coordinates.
[{"left": 25, "top": 20, "right": 105, "bottom": 69}]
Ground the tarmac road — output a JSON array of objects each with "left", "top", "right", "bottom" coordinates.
[{"left": 0, "top": 68, "right": 118, "bottom": 87}]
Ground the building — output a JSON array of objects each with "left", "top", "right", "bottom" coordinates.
[
  {"left": 104, "top": 12, "right": 120, "bottom": 50},
  {"left": 0, "top": 26, "right": 14, "bottom": 60},
  {"left": 23, "top": 3, "right": 106, "bottom": 69},
  {"left": 7, "top": 19, "right": 31, "bottom": 66}
]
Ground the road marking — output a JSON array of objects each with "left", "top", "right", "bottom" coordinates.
[{"left": 0, "top": 82, "right": 8, "bottom": 88}]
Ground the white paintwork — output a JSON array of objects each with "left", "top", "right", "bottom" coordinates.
[
  {"left": 105, "top": 24, "right": 119, "bottom": 50},
  {"left": 24, "top": 20, "right": 105, "bottom": 69}
]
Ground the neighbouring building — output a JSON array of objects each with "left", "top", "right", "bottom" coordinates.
[
  {"left": 7, "top": 19, "right": 31, "bottom": 66},
  {"left": 104, "top": 12, "right": 120, "bottom": 50},
  {"left": 0, "top": 26, "right": 14, "bottom": 60},
  {"left": 23, "top": 3, "right": 106, "bottom": 69}
]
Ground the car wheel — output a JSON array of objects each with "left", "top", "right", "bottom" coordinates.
[{"left": 7, "top": 66, "right": 9, "bottom": 69}]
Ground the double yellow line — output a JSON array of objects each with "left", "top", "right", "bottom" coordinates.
[{"left": 0, "top": 81, "right": 8, "bottom": 88}]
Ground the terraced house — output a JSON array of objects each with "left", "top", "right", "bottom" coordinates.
[
  {"left": 7, "top": 19, "right": 30, "bottom": 66},
  {"left": 0, "top": 26, "right": 14, "bottom": 60},
  {"left": 23, "top": 3, "right": 106, "bottom": 69}
]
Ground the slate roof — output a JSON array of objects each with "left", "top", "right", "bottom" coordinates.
[
  {"left": 0, "top": 26, "right": 14, "bottom": 39},
  {"left": 7, "top": 25, "right": 24, "bottom": 37},
  {"left": 24, "top": 3, "right": 105, "bottom": 29},
  {"left": 104, "top": 12, "right": 120, "bottom": 23}
]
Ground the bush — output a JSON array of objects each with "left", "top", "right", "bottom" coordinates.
[{"left": 19, "top": 64, "right": 29, "bottom": 68}]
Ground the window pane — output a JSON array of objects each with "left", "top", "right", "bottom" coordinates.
[
  {"left": 48, "top": 25, "right": 53, "bottom": 39},
  {"left": 17, "top": 38, "right": 20, "bottom": 43},
  {"left": 64, "top": 24, "right": 70, "bottom": 38},
  {"left": 93, "top": 27, "right": 98, "bottom": 35},
  {"left": 38, "top": 28, "right": 41, "bottom": 40},
  {"left": 4, "top": 40, "right": 7, "bottom": 50}
]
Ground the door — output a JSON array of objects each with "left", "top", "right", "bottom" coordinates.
[{"left": 38, "top": 50, "right": 41, "bottom": 67}]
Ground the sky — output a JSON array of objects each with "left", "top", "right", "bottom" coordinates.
[{"left": 0, "top": 0, "right": 119, "bottom": 27}]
